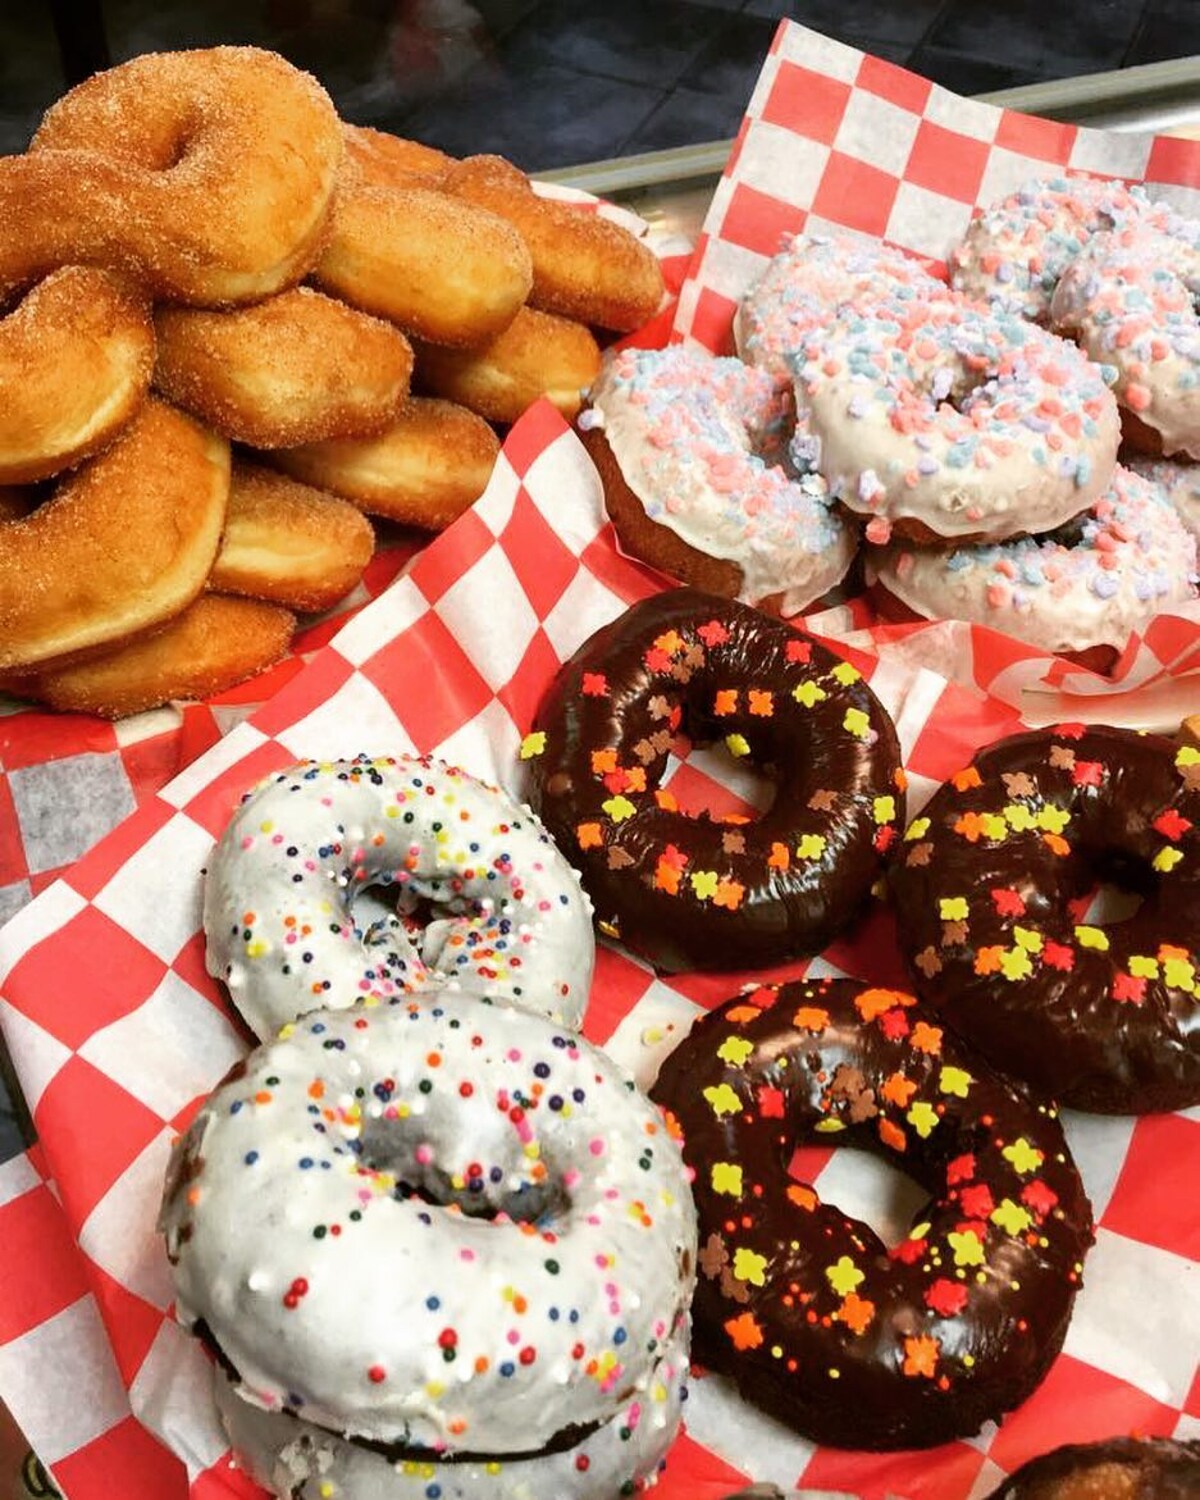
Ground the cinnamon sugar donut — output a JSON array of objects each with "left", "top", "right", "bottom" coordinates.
[
  {"left": 0, "top": 265, "right": 154, "bottom": 484},
  {"left": 341, "top": 123, "right": 451, "bottom": 187},
  {"left": 13, "top": 47, "right": 342, "bottom": 306}
]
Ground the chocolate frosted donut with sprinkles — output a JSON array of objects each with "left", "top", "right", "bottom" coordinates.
[
  {"left": 203, "top": 754, "right": 595, "bottom": 1040},
  {"left": 891, "top": 725, "right": 1200, "bottom": 1113},
  {"left": 651, "top": 978, "right": 1093, "bottom": 1450},
  {"left": 984, "top": 1435, "right": 1200, "bottom": 1498},
  {"left": 523, "top": 588, "right": 905, "bottom": 973}
]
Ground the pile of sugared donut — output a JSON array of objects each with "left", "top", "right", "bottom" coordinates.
[{"left": 0, "top": 44, "right": 664, "bottom": 718}]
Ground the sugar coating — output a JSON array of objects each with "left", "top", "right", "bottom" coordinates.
[
  {"left": 585, "top": 345, "right": 855, "bottom": 613},
  {"left": 1126, "top": 454, "right": 1200, "bottom": 542},
  {"left": 204, "top": 754, "right": 595, "bottom": 1039},
  {"left": 160, "top": 993, "right": 696, "bottom": 1454},
  {"left": 870, "top": 464, "right": 1197, "bottom": 654}
]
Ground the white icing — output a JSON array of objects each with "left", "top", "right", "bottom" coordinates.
[
  {"left": 1126, "top": 455, "right": 1200, "bottom": 542},
  {"left": 204, "top": 755, "right": 595, "bottom": 1039}
]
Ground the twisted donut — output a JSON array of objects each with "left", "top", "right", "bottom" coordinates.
[
  {"left": 0, "top": 265, "right": 153, "bottom": 483},
  {"left": 5, "top": 47, "right": 342, "bottom": 306}
]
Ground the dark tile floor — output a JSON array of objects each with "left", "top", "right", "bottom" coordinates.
[{"left": 4, "top": 0, "right": 1200, "bottom": 171}]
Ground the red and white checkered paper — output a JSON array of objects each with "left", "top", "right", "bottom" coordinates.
[
  {"left": 0, "top": 398, "right": 1197, "bottom": 1500},
  {"left": 672, "top": 19, "right": 1200, "bottom": 731}
]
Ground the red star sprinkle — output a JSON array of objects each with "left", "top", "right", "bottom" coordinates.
[
  {"left": 946, "top": 1153, "right": 976, "bottom": 1185},
  {"left": 874, "top": 826, "right": 898, "bottom": 853},
  {"left": 1042, "top": 940, "right": 1075, "bottom": 971},
  {"left": 1112, "top": 972, "right": 1147, "bottom": 1005},
  {"left": 786, "top": 637, "right": 812, "bottom": 663},
  {"left": 878, "top": 1008, "right": 911, "bottom": 1041},
  {"left": 698, "top": 620, "right": 730, "bottom": 647},
  {"left": 581, "top": 672, "right": 608, "bottom": 696},
  {"left": 991, "top": 888, "right": 1026, "bottom": 917},
  {"left": 924, "top": 1279, "right": 969, "bottom": 1317},
  {"left": 757, "top": 1085, "right": 785, "bottom": 1118},
  {"left": 889, "top": 1237, "right": 926, "bottom": 1264},
  {"left": 1021, "top": 1180, "right": 1059, "bottom": 1216},
  {"left": 644, "top": 647, "right": 671, "bottom": 672},
  {"left": 1072, "top": 761, "right": 1104, "bottom": 786},
  {"left": 1054, "top": 722, "right": 1086, "bottom": 739},
  {"left": 1153, "top": 809, "right": 1192, "bottom": 841},
  {"left": 959, "top": 1184, "right": 995, "bottom": 1219}
]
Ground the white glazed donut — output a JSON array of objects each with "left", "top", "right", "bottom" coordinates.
[
  {"left": 1051, "top": 219, "right": 1200, "bottom": 459},
  {"left": 213, "top": 1314, "right": 689, "bottom": 1499},
  {"left": 204, "top": 755, "right": 595, "bottom": 1039},
  {"left": 792, "top": 289, "right": 1121, "bottom": 543},
  {"left": 736, "top": 231, "right": 945, "bottom": 381},
  {"left": 1126, "top": 455, "right": 1200, "bottom": 541},
  {"left": 868, "top": 464, "right": 1197, "bottom": 655},
  {"left": 160, "top": 992, "right": 697, "bottom": 1457},
  {"left": 581, "top": 344, "right": 856, "bottom": 613},
  {"left": 950, "top": 174, "right": 1166, "bottom": 323}
]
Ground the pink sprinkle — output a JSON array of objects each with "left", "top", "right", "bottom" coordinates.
[
  {"left": 460, "top": 1248, "right": 476, "bottom": 1261},
  {"left": 589, "top": 1139, "right": 606, "bottom": 1156},
  {"left": 415, "top": 1144, "right": 434, "bottom": 1166},
  {"left": 864, "top": 516, "right": 892, "bottom": 545},
  {"left": 240, "top": 836, "right": 254, "bottom": 850},
  {"left": 564, "top": 1169, "right": 582, "bottom": 1189},
  {"left": 507, "top": 1329, "right": 520, "bottom": 1345}
]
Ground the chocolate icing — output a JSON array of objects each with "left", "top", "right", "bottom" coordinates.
[
  {"left": 524, "top": 588, "right": 905, "bottom": 972},
  {"left": 891, "top": 724, "right": 1200, "bottom": 1112},
  {"left": 651, "top": 977, "right": 1094, "bottom": 1451},
  {"left": 986, "top": 1437, "right": 1200, "bottom": 1498}
]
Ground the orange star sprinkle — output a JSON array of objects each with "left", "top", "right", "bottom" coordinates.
[
  {"left": 951, "top": 768, "right": 982, "bottom": 791},
  {"left": 880, "top": 1072, "right": 918, "bottom": 1108},
  {"left": 576, "top": 823, "right": 603, "bottom": 850},
  {"left": 911, "top": 1021, "right": 943, "bottom": 1054},
  {"left": 725, "top": 1312, "right": 764, "bottom": 1351},
  {"left": 792, "top": 1006, "right": 829, "bottom": 1033},
  {"left": 855, "top": 987, "right": 912, "bottom": 1021},
  {"left": 836, "top": 1293, "right": 876, "bottom": 1335}
]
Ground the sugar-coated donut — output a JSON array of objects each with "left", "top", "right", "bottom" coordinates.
[
  {"left": 208, "top": 461, "right": 375, "bottom": 614},
  {"left": 1126, "top": 453, "right": 1200, "bottom": 541},
  {"left": 160, "top": 991, "right": 696, "bottom": 1452},
  {"left": 652, "top": 978, "right": 1093, "bottom": 1450},
  {"left": 951, "top": 174, "right": 1166, "bottom": 323},
  {"left": 214, "top": 1316, "right": 688, "bottom": 1500},
  {"left": 792, "top": 289, "right": 1121, "bottom": 543},
  {"left": 869, "top": 464, "right": 1197, "bottom": 659},
  {"left": 891, "top": 724, "right": 1200, "bottom": 1112},
  {"left": 0, "top": 265, "right": 154, "bottom": 484},
  {"left": 204, "top": 754, "right": 596, "bottom": 1038},
  {"left": 736, "top": 231, "right": 944, "bottom": 381},
  {"left": 341, "top": 123, "right": 452, "bottom": 188},
  {"left": 415, "top": 305, "right": 601, "bottom": 423},
  {"left": 984, "top": 1436, "right": 1200, "bottom": 1498},
  {"left": 440, "top": 154, "right": 665, "bottom": 333},
  {"left": 524, "top": 588, "right": 905, "bottom": 973},
  {"left": 1051, "top": 219, "right": 1200, "bottom": 460},
  {"left": 0, "top": 399, "right": 229, "bottom": 671},
  {"left": 580, "top": 345, "right": 856, "bottom": 615},
  {"left": 153, "top": 288, "right": 413, "bottom": 449},
  {"left": 14, "top": 47, "right": 342, "bottom": 306},
  {"left": 273, "top": 398, "right": 500, "bottom": 530}
]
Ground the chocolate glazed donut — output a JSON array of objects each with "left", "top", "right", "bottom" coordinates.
[
  {"left": 524, "top": 589, "right": 905, "bottom": 973},
  {"left": 651, "top": 977, "right": 1094, "bottom": 1451},
  {"left": 985, "top": 1436, "right": 1200, "bottom": 1498},
  {"left": 891, "top": 724, "right": 1200, "bottom": 1113}
]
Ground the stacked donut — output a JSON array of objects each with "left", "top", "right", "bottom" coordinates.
[{"left": 0, "top": 45, "right": 664, "bottom": 719}]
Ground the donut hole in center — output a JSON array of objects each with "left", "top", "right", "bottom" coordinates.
[
  {"left": 1066, "top": 846, "right": 1154, "bottom": 929},
  {"left": 788, "top": 1142, "right": 929, "bottom": 1250},
  {"left": 662, "top": 731, "right": 777, "bottom": 822}
]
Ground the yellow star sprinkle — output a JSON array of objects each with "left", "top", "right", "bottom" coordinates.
[
  {"left": 1163, "top": 956, "right": 1196, "bottom": 992},
  {"left": 245, "top": 938, "right": 270, "bottom": 958},
  {"left": 733, "top": 1248, "right": 769, "bottom": 1286},
  {"left": 843, "top": 708, "right": 870, "bottom": 739},
  {"left": 796, "top": 833, "right": 827, "bottom": 860},
  {"left": 519, "top": 731, "right": 546, "bottom": 760},
  {"left": 906, "top": 1101, "right": 939, "bottom": 1138},
  {"left": 1037, "top": 805, "right": 1071, "bottom": 835},
  {"left": 999, "top": 948, "right": 1033, "bottom": 982},
  {"left": 1002, "top": 1137, "right": 1044, "bottom": 1174},
  {"left": 602, "top": 795, "right": 637, "bottom": 822},
  {"left": 991, "top": 1199, "right": 1033, "bottom": 1236},
  {"left": 938, "top": 1066, "right": 972, "bottom": 1098},
  {"left": 717, "top": 1036, "right": 755, "bottom": 1067},
  {"left": 824, "top": 1256, "right": 865, "bottom": 1296},
  {"left": 1177, "top": 746, "right": 1200, "bottom": 768},
  {"left": 873, "top": 795, "right": 896, "bottom": 824},
  {"left": 947, "top": 1230, "right": 985, "bottom": 1267},
  {"left": 830, "top": 662, "right": 861, "bottom": 685},
  {"left": 703, "top": 1084, "right": 743, "bottom": 1119},
  {"left": 939, "top": 897, "right": 969, "bottom": 921},
  {"left": 1074, "top": 925, "right": 1109, "bottom": 951},
  {"left": 1153, "top": 848, "right": 1184, "bottom": 873},
  {"left": 711, "top": 1161, "right": 744, "bottom": 1195},
  {"left": 1129, "top": 955, "right": 1160, "bottom": 979},
  {"left": 792, "top": 681, "right": 827, "bottom": 708},
  {"left": 1004, "top": 803, "right": 1038, "bottom": 832},
  {"left": 814, "top": 1117, "right": 846, "bottom": 1133},
  {"left": 1012, "top": 927, "right": 1043, "bottom": 953},
  {"left": 725, "top": 733, "right": 751, "bottom": 758},
  {"left": 691, "top": 870, "right": 719, "bottom": 900},
  {"left": 982, "top": 813, "right": 1008, "bottom": 841},
  {"left": 905, "top": 817, "right": 931, "bottom": 842}
]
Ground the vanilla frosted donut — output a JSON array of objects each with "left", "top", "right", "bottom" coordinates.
[
  {"left": 214, "top": 1316, "right": 688, "bottom": 1499},
  {"left": 1126, "top": 455, "right": 1200, "bottom": 541},
  {"left": 583, "top": 345, "right": 855, "bottom": 613},
  {"left": 204, "top": 755, "right": 595, "bottom": 1038},
  {"left": 951, "top": 175, "right": 1165, "bottom": 323},
  {"left": 1051, "top": 219, "right": 1200, "bottom": 459},
  {"left": 869, "top": 464, "right": 1196, "bottom": 654},
  {"left": 736, "top": 231, "right": 945, "bottom": 380},
  {"left": 794, "top": 291, "right": 1121, "bottom": 542},
  {"left": 160, "top": 992, "right": 697, "bottom": 1454}
]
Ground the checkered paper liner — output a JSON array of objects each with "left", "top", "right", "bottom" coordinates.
[
  {"left": 0, "top": 398, "right": 1197, "bottom": 1500},
  {"left": 671, "top": 18, "right": 1200, "bottom": 731}
]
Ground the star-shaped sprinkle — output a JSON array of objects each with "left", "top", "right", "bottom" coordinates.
[
  {"left": 519, "top": 732, "right": 546, "bottom": 759},
  {"left": 793, "top": 681, "right": 828, "bottom": 708},
  {"left": 924, "top": 1279, "right": 968, "bottom": 1317},
  {"left": 836, "top": 1292, "right": 876, "bottom": 1335},
  {"left": 733, "top": 1248, "right": 768, "bottom": 1286},
  {"left": 717, "top": 1036, "right": 754, "bottom": 1067},
  {"left": 906, "top": 1101, "right": 939, "bottom": 1138},
  {"left": 725, "top": 1312, "right": 763, "bottom": 1350},
  {"left": 808, "top": 789, "right": 838, "bottom": 812},
  {"left": 1002, "top": 772, "right": 1036, "bottom": 798},
  {"left": 1049, "top": 745, "right": 1076, "bottom": 769},
  {"left": 991, "top": 1198, "right": 1033, "bottom": 1236},
  {"left": 703, "top": 1085, "right": 742, "bottom": 1119},
  {"left": 722, "top": 830, "right": 746, "bottom": 855},
  {"left": 699, "top": 1233, "right": 728, "bottom": 1279},
  {"left": 825, "top": 1256, "right": 864, "bottom": 1296},
  {"left": 947, "top": 1230, "right": 985, "bottom": 1268},
  {"left": 938, "top": 1066, "right": 972, "bottom": 1098},
  {"left": 915, "top": 946, "right": 942, "bottom": 978},
  {"left": 1002, "top": 1137, "right": 1044, "bottom": 1174},
  {"left": 711, "top": 1161, "right": 744, "bottom": 1195},
  {"left": 902, "top": 1335, "right": 940, "bottom": 1378}
]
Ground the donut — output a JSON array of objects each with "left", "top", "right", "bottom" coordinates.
[
  {"left": 0, "top": 487, "right": 30, "bottom": 521},
  {"left": 524, "top": 588, "right": 906, "bottom": 973},
  {"left": 203, "top": 754, "right": 596, "bottom": 1038},
  {"left": 736, "top": 231, "right": 945, "bottom": 382},
  {"left": 0, "top": 265, "right": 154, "bottom": 484},
  {"left": 580, "top": 345, "right": 856, "bottom": 615},
  {"left": 439, "top": 154, "right": 665, "bottom": 333},
  {"left": 984, "top": 1436, "right": 1200, "bottom": 1498},
  {"left": 12, "top": 47, "right": 342, "bottom": 306},
  {"left": 868, "top": 464, "right": 1197, "bottom": 662},
  {"left": 208, "top": 461, "right": 375, "bottom": 614},
  {"left": 153, "top": 287, "right": 413, "bottom": 448},
  {"left": 890, "top": 724, "right": 1200, "bottom": 1112},
  {"left": 159, "top": 990, "right": 697, "bottom": 1454},
  {"left": 0, "top": 399, "right": 229, "bottom": 672},
  {"left": 415, "top": 305, "right": 601, "bottom": 423},
  {"left": 1051, "top": 219, "right": 1200, "bottom": 460},
  {"left": 272, "top": 397, "right": 500, "bottom": 530},
  {"left": 651, "top": 977, "right": 1093, "bottom": 1450},
  {"left": 792, "top": 289, "right": 1122, "bottom": 544},
  {"left": 214, "top": 1314, "right": 688, "bottom": 1499},
  {"left": 13, "top": 594, "right": 294, "bottom": 719},
  {"left": 342, "top": 123, "right": 452, "bottom": 187},
  {"left": 950, "top": 174, "right": 1166, "bottom": 323},
  {"left": 1126, "top": 453, "right": 1200, "bottom": 541}
]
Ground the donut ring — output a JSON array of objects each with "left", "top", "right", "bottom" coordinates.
[
  {"left": 152, "top": 288, "right": 413, "bottom": 449},
  {"left": 1051, "top": 220, "right": 1200, "bottom": 460},
  {"left": 0, "top": 265, "right": 154, "bottom": 484},
  {"left": 793, "top": 289, "right": 1121, "bottom": 543},
  {"left": 580, "top": 345, "right": 856, "bottom": 615},
  {"left": 203, "top": 754, "right": 596, "bottom": 1039},
  {"left": 9, "top": 47, "right": 341, "bottom": 306},
  {"left": 524, "top": 588, "right": 906, "bottom": 973},
  {"left": 0, "top": 399, "right": 229, "bottom": 671},
  {"left": 869, "top": 464, "right": 1197, "bottom": 661},
  {"left": 891, "top": 724, "right": 1200, "bottom": 1112},
  {"left": 160, "top": 991, "right": 697, "bottom": 1453},
  {"left": 341, "top": 124, "right": 452, "bottom": 188},
  {"left": 651, "top": 977, "right": 1093, "bottom": 1450},
  {"left": 984, "top": 1436, "right": 1200, "bottom": 1498}
]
